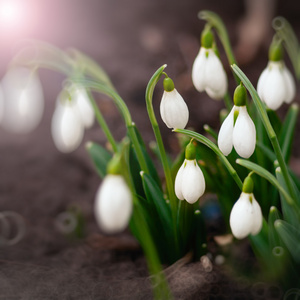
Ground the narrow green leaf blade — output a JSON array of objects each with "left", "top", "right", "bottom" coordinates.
[
  {"left": 85, "top": 142, "right": 112, "bottom": 178},
  {"left": 275, "top": 220, "right": 300, "bottom": 263}
]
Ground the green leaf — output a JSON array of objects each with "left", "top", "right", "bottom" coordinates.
[
  {"left": 132, "top": 124, "right": 162, "bottom": 187},
  {"left": 275, "top": 167, "right": 300, "bottom": 227},
  {"left": 85, "top": 142, "right": 112, "bottom": 178},
  {"left": 275, "top": 220, "right": 300, "bottom": 263},
  {"left": 129, "top": 202, "right": 172, "bottom": 299},
  {"left": 249, "top": 220, "right": 269, "bottom": 261},
  {"left": 279, "top": 104, "right": 299, "bottom": 163},
  {"left": 268, "top": 206, "right": 282, "bottom": 249},
  {"left": 141, "top": 172, "right": 172, "bottom": 231}
]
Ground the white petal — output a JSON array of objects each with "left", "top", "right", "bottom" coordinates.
[
  {"left": 249, "top": 195, "right": 263, "bottom": 235},
  {"left": 51, "top": 98, "right": 84, "bottom": 153},
  {"left": 217, "top": 107, "right": 235, "bottom": 156},
  {"left": 94, "top": 175, "right": 133, "bottom": 234},
  {"left": 192, "top": 47, "right": 207, "bottom": 92},
  {"left": 204, "top": 49, "right": 228, "bottom": 100},
  {"left": 282, "top": 65, "right": 296, "bottom": 104},
  {"left": 1, "top": 67, "right": 44, "bottom": 134},
  {"left": 160, "top": 89, "right": 189, "bottom": 129},
  {"left": 174, "top": 161, "right": 185, "bottom": 200},
  {"left": 233, "top": 106, "right": 256, "bottom": 158},
  {"left": 181, "top": 159, "right": 205, "bottom": 204},
  {"left": 230, "top": 193, "right": 254, "bottom": 239},
  {"left": 260, "top": 62, "right": 285, "bottom": 110},
  {"left": 72, "top": 87, "right": 95, "bottom": 128},
  {"left": 257, "top": 66, "right": 269, "bottom": 102}
]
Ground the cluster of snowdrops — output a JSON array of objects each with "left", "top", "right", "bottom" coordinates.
[{"left": 1, "top": 10, "right": 300, "bottom": 295}]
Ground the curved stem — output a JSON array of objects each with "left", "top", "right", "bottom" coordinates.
[
  {"left": 272, "top": 17, "right": 300, "bottom": 79},
  {"left": 232, "top": 64, "right": 297, "bottom": 201},
  {"left": 145, "top": 65, "right": 178, "bottom": 219},
  {"left": 77, "top": 79, "right": 150, "bottom": 173},
  {"left": 86, "top": 91, "right": 118, "bottom": 153},
  {"left": 174, "top": 128, "right": 243, "bottom": 190}
]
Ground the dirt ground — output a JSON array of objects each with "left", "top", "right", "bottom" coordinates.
[{"left": 0, "top": 0, "right": 300, "bottom": 299}]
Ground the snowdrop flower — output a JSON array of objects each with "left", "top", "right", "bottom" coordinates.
[
  {"left": 257, "top": 40, "right": 295, "bottom": 110},
  {"left": 175, "top": 140, "right": 205, "bottom": 204},
  {"left": 257, "top": 61, "right": 295, "bottom": 110},
  {"left": 218, "top": 84, "right": 256, "bottom": 158},
  {"left": 51, "top": 91, "right": 84, "bottom": 153},
  {"left": 192, "top": 28, "right": 228, "bottom": 100},
  {"left": 0, "top": 67, "right": 44, "bottom": 134},
  {"left": 160, "top": 76, "right": 189, "bottom": 129},
  {"left": 230, "top": 176, "right": 263, "bottom": 239},
  {"left": 94, "top": 155, "right": 133, "bottom": 234},
  {"left": 71, "top": 85, "right": 95, "bottom": 129}
]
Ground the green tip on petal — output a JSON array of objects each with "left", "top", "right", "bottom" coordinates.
[
  {"left": 201, "top": 27, "right": 214, "bottom": 49},
  {"left": 233, "top": 84, "right": 247, "bottom": 106},
  {"left": 163, "top": 77, "right": 175, "bottom": 92},
  {"left": 242, "top": 175, "right": 254, "bottom": 193},
  {"left": 185, "top": 139, "right": 197, "bottom": 160}
]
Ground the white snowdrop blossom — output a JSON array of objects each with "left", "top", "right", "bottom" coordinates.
[
  {"left": 218, "top": 105, "right": 256, "bottom": 158},
  {"left": 175, "top": 159, "right": 205, "bottom": 204},
  {"left": 51, "top": 95, "right": 84, "bottom": 153},
  {"left": 160, "top": 89, "right": 189, "bottom": 129},
  {"left": 257, "top": 61, "right": 296, "bottom": 110},
  {"left": 192, "top": 47, "right": 228, "bottom": 100},
  {"left": 0, "top": 67, "right": 44, "bottom": 134},
  {"left": 229, "top": 192, "right": 263, "bottom": 239},
  {"left": 94, "top": 174, "right": 133, "bottom": 234},
  {"left": 72, "top": 86, "right": 95, "bottom": 129}
]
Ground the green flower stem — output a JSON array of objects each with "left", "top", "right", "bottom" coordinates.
[
  {"left": 11, "top": 41, "right": 74, "bottom": 75},
  {"left": 145, "top": 65, "right": 178, "bottom": 224},
  {"left": 68, "top": 49, "right": 116, "bottom": 90},
  {"left": 236, "top": 159, "right": 294, "bottom": 207},
  {"left": 174, "top": 128, "right": 243, "bottom": 190},
  {"left": 232, "top": 64, "right": 297, "bottom": 201},
  {"left": 198, "top": 10, "right": 239, "bottom": 84},
  {"left": 272, "top": 17, "right": 300, "bottom": 79},
  {"left": 77, "top": 80, "right": 150, "bottom": 174},
  {"left": 86, "top": 91, "right": 118, "bottom": 153}
]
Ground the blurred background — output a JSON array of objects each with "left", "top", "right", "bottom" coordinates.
[{"left": 0, "top": 0, "right": 300, "bottom": 298}]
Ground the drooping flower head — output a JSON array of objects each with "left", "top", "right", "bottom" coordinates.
[
  {"left": 94, "top": 153, "right": 133, "bottom": 234},
  {"left": 175, "top": 140, "right": 206, "bottom": 204},
  {"left": 218, "top": 84, "right": 256, "bottom": 158},
  {"left": 51, "top": 90, "right": 84, "bottom": 153},
  {"left": 257, "top": 37, "right": 296, "bottom": 110},
  {"left": 230, "top": 175, "right": 263, "bottom": 239},
  {"left": 192, "top": 26, "right": 228, "bottom": 100},
  {"left": 160, "top": 75, "right": 189, "bottom": 129},
  {"left": 0, "top": 67, "right": 44, "bottom": 134}
]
